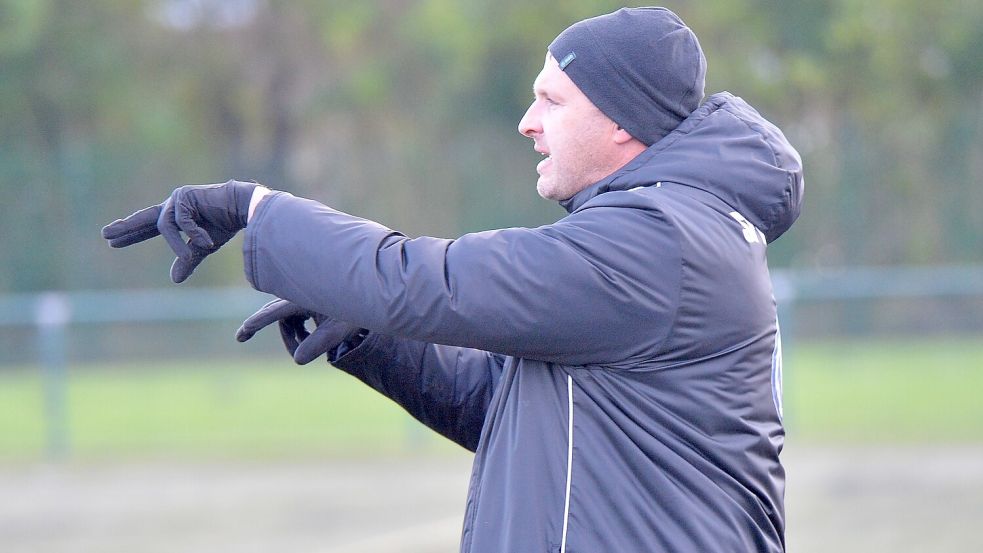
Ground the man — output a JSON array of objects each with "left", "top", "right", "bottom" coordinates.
[{"left": 103, "top": 7, "right": 803, "bottom": 552}]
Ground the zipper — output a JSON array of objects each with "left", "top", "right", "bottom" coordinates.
[{"left": 560, "top": 374, "right": 574, "bottom": 553}]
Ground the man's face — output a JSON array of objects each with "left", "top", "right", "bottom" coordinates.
[{"left": 518, "top": 54, "right": 623, "bottom": 201}]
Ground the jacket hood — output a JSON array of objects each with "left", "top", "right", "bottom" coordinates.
[{"left": 560, "top": 92, "right": 804, "bottom": 243}]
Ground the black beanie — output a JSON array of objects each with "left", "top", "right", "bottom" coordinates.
[{"left": 548, "top": 7, "right": 707, "bottom": 146}]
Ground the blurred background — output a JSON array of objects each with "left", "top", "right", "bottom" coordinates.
[{"left": 1, "top": 0, "right": 981, "bottom": 551}]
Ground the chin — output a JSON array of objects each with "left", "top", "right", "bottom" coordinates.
[
  {"left": 539, "top": 178, "right": 586, "bottom": 202},
  {"left": 536, "top": 182, "right": 560, "bottom": 201}
]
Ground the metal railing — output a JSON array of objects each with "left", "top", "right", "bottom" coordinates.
[{"left": 2, "top": 264, "right": 982, "bottom": 458}]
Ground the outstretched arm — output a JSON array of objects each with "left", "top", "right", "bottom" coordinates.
[{"left": 244, "top": 191, "right": 678, "bottom": 367}]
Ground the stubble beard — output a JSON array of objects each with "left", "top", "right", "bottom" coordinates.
[{"left": 537, "top": 150, "right": 607, "bottom": 202}]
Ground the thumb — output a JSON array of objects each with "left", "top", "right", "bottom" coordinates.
[
  {"left": 293, "top": 320, "right": 359, "bottom": 365},
  {"left": 236, "top": 299, "right": 306, "bottom": 342},
  {"left": 169, "top": 251, "right": 206, "bottom": 284}
]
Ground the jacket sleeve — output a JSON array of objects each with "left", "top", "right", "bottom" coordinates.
[
  {"left": 243, "top": 191, "right": 680, "bottom": 367},
  {"left": 329, "top": 332, "right": 506, "bottom": 451}
]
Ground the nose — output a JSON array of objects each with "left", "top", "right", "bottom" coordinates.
[{"left": 518, "top": 102, "right": 541, "bottom": 138}]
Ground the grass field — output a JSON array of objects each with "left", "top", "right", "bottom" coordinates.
[
  {"left": 0, "top": 360, "right": 454, "bottom": 461},
  {"left": 786, "top": 337, "right": 983, "bottom": 443},
  {"left": 0, "top": 338, "right": 981, "bottom": 461}
]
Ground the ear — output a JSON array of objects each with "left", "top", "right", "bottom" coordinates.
[{"left": 612, "top": 125, "right": 636, "bottom": 145}]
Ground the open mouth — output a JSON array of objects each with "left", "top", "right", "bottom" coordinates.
[{"left": 536, "top": 149, "right": 552, "bottom": 174}]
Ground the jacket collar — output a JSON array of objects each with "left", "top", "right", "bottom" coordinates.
[{"left": 557, "top": 92, "right": 804, "bottom": 243}]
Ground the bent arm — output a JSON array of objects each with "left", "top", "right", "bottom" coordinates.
[{"left": 330, "top": 332, "right": 507, "bottom": 451}]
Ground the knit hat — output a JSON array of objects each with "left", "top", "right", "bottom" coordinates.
[{"left": 548, "top": 7, "right": 707, "bottom": 146}]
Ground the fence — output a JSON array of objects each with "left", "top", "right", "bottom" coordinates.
[{"left": 2, "top": 265, "right": 982, "bottom": 458}]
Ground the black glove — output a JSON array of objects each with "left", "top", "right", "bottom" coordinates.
[
  {"left": 102, "top": 180, "right": 258, "bottom": 283},
  {"left": 235, "top": 299, "right": 365, "bottom": 365}
]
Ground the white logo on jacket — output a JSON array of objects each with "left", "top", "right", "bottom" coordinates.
[{"left": 729, "top": 211, "right": 766, "bottom": 245}]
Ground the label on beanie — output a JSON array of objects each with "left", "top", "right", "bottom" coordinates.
[{"left": 558, "top": 52, "right": 577, "bottom": 70}]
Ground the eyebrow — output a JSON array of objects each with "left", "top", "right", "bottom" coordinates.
[{"left": 532, "top": 79, "right": 560, "bottom": 100}]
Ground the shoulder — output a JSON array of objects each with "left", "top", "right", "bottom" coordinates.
[
  {"left": 551, "top": 188, "right": 678, "bottom": 241},
  {"left": 540, "top": 189, "right": 684, "bottom": 286},
  {"left": 578, "top": 185, "right": 666, "bottom": 210},
  {"left": 559, "top": 184, "right": 689, "bottom": 236}
]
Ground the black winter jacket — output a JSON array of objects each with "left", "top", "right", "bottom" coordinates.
[{"left": 242, "top": 92, "right": 804, "bottom": 552}]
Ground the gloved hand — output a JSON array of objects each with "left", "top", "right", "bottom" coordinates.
[
  {"left": 101, "top": 180, "right": 258, "bottom": 283},
  {"left": 235, "top": 299, "right": 365, "bottom": 365}
]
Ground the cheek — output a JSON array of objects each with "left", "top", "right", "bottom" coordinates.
[
  {"left": 542, "top": 111, "right": 573, "bottom": 146},
  {"left": 551, "top": 117, "right": 591, "bottom": 154}
]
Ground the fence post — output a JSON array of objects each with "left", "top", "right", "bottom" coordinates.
[{"left": 36, "top": 292, "right": 71, "bottom": 460}]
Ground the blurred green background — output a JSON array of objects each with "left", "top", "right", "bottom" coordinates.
[
  {"left": 2, "top": 0, "right": 983, "bottom": 293},
  {"left": 1, "top": 1, "right": 982, "bottom": 552}
]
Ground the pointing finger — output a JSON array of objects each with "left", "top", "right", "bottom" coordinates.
[{"left": 102, "top": 204, "right": 164, "bottom": 248}]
